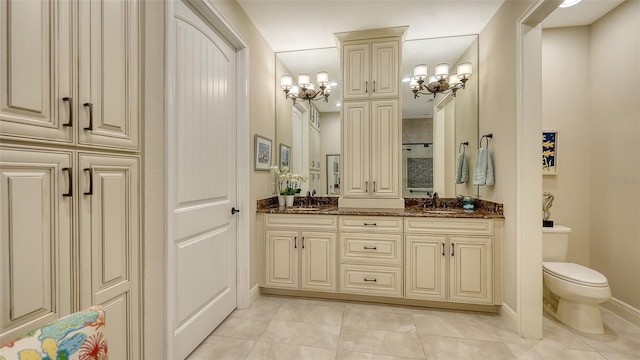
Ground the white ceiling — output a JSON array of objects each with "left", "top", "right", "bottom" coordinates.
[{"left": 543, "top": 0, "right": 625, "bottom": 28}]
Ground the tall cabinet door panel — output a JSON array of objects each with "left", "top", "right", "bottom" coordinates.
[
  {"left": 0, "top": 147, "right": 73, "bottom": 344},
  {"left": 371, "top": 41, "right": 399, "bottom": 98},
  {"left": 78, "top": 0, "right": 140, "bottom": 150},
  {"left": 78, "top": 153, "right": 140, "bottom": 360},
  {"left": 342, "top": 101, "right": 370, "bottom": 197},
  {"left": 342, "top": 43, "right": 370, "bottom": 99},
  {"left": 371, "top": 100, "right": 399, "bottom": 197},
  {"left": 0, "top": 0, "right": 73, "bottom": 143},
  {"left": 448, "top": 236, "right": 492, "bottom": 304},
  {"left": 266, "top": 230, "right": 299, "bottom": 289},
  {"left": 300, "top": 232, "right": 336, "bottom": 292},
  {"left": 405, "top": 235, "right": 447, "bottom": 301}
]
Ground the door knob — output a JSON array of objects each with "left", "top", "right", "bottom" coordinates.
[{"left": 231, "top": 207, "right": 240, "bottom": 215}]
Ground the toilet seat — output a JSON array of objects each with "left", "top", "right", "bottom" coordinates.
[{"left": 543, "top": 262, "right": 608, "bottom": 287}]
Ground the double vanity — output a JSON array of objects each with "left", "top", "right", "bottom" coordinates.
[{"left": 257, "top": 197, "right": 504, "bottom": 312}]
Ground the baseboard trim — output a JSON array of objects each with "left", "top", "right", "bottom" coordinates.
[
  {"left": 602, "top": 297, "right": 640, "bottom": 327},
  {"left": 500, "top": 302, "right": 518, "bottom": 326},
  {"left": 249, "top": 284, "right": 260, "bottom": 305}
]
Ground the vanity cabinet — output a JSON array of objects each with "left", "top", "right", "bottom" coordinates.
[
  {"left": 341, "top": 100, "right": 400, "bottom": 199},
  {"left": 341, "top": 39, "right": 400, "bottom": 99},
  {"left": 264, "top": 215, "right": 337, "bottom": 293},
  {"left": 338, "top": 216, "right": 404, "bottom": 298},
  {"left": 404, "top": 218, "right": 500, "bottom": 305}
]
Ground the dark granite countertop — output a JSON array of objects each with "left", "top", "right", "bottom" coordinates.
[{"left": 256, "top": 196, "right": 504, "bottom": 219}]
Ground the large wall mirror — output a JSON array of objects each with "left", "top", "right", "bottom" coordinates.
[{"left": 275, "top": 35, "right": 478, "bottom": 198}]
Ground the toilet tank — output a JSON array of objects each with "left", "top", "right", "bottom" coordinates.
[{"left": 542, "top": 225, "right": 571, "bottom": 262}]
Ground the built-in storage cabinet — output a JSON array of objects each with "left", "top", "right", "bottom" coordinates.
[
  {"left": 265, "top": 215, "right": 337, "bottom": 293},
  {"left": 342, "top": 100, "right": 400, "bottom": 198},
  {"left": 342, "top": 40, "right": 399, "bottom": 99},
  {"left": 338, "top": 216, "right": 404, "bottom": 298},
  {"left": 404, "top": 218, "right": 498, "bottom": 305},
  {"left": 0, "top": 0, "right": 140, "bottom": 150}
]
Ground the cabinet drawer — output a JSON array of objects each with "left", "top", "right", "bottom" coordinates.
[
  {"left": 339, "top": 216, "right": 402, "bottom": 232},
  {"left": 339, "top": 264, "right": 402, "bottom": 298},
  {"left": 404, "top": 218, "right": 493, "bottom": 235},
  {"left": 339, "top": 232, "right": 402, "bottom": 265},
  {"left": 265, "top": 214, "right": 338, "bottom": 230}
]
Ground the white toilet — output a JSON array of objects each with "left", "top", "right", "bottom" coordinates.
[{"left": 542, "top": 225, "right": 611, "bottom": 334}]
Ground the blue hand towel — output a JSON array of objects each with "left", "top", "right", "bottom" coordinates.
[
  {"left": 473, "top": 147, "right": 494, "bottom": 186},
  {"left": 456, "top": 151, "right": 469, "bottom": 184}
]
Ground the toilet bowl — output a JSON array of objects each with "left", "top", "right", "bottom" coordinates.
[{"left": 542, "top": 226, "right": 611, "bottom": 334}]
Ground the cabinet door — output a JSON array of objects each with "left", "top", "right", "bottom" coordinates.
[
  {"left": 0, "top": 0, "right": 73, "bottom": 143},
  {"left": 342, "top": 101, "right": 370, "bottom": 197},
  {"left": 300, "top": 231, "right": 336, "bottom": 292},
  {"left": 371, "top": 40, "right": 399, "bottom": 98},
  {"left": 0, "top": 147, "right": 73, "bottom": 343},
  {"left": 448, "top": 236, "right": 493, "bottom": 304},
  {"left": 342, "top": 43, "right": 370, "bottom": 99},
  {"left": 371, "top": 100, "right": 400, "bottom": 198},
  {"left": 265, "top": 230, "right": 299, "bottom": 289},
  {"left": 405, "top": 235, "right": 446, "bottom": 301},
  {"left": 78, "top": 153, "right": 140, "bottom": 360},
  {"left": 78, "top": 0, "right": 140, "bottom": 150}
]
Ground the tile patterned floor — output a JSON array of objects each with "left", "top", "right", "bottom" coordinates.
[{"left": 186, "top": 295, "right": 640, "bottom": 360}]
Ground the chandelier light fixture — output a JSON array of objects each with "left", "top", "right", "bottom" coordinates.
[
  {"left": 410, "top": 62, "right": 472, "bottom": 98},
  {"left": 281, "top": 72, "right": 332, "bottom": 103}
]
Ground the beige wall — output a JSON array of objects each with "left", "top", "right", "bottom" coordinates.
[
  {"left": 402, "top": 118, "right": 433, "bottom": 144},
  {"left": 320, "top": 112, "right": 340, "bottom": 195},
  {"left": 212, "top": 0, "right": 277, "bottom": 289},
  {"left": 276, "top": 57, "right": 293, "bottom": 157},
  {"left": 542, "top": 26, "right": 591, "bottom": 266},
  {"left": 588, "top": 0, "right": 640, "bottom": 309},
  {"left": 478, "top": 0, "right": 536, "bottom": 312}
]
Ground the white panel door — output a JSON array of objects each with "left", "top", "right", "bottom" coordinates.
[
  {"left": 78, "top": 153, "right": 140, "bottom": 360},
  {"left": 448, "top": 236, "right": 493, "bottom": 304},
  {"left": 342, "top": 43, "right": 370, "bottom": 99},
  {"left": 342, "top": 101, "right": 370, "bottom": 197},
  {"left": 371, "top": 100, "right": 400, "bottom": 197},
  {"left": 170, "top": 1, "right": 238, "bottom": 358},
  {"left": 0, "top": 147, "right": 72, "bottom": 344},
  {"left": 78, "top": 0, "right": 139, "bottom": 150},
  {"left": 300, "top": 232, "right": 336, "bottom": 292},
  {"left": 405, "top": 235, "right": 446, "bottom": 301},
  {"left": 371, "top": 40, "right": 399, "bottom": 98},
  {"left": 0, "top": 0, "right": 73, "bottom": 143}
]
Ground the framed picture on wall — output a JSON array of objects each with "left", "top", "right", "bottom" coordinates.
[
  {"left": 542, "top": 131, "right": 557, "bottom": 175},
  {"left": 279, "top": 144, "right": 291, "bottom": 171},
  {"left": 254, "top": 134, "right": 272, "bottom": 171}
]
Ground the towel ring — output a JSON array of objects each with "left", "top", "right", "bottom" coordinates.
[
  {"left": 480, "top": 133, "right": 493, "bottom": 148},
  {"left": 458, "top": 141, "right": 469, "bottom": 153}
]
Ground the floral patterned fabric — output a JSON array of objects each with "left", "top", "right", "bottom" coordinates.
[{"left": 0, "top": 306, "right": 107, "bottom": 360}]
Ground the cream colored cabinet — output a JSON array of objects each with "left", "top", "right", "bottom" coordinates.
[
  {"left": 0, "top": 146, "right": 73, "bottom": 344},
  {"left": 341, "top": 40, "right": 399, "bottom": 99},
  {"left": 0, "top": 0, "right": 140, "bottom": 151},
  {"left": 78, "top": 153, "right": 140, "bottom": 359},
  {"left": 404, "top": 218, "right": 500, "bottom": 305},
  {"left": 338, "top": 216, "right": 403, "bottom": 298},
  {"left": 264, "top": 215, "right": 337, "bottom": 293},
  {"left": 342, "top": 100, "right": 400, "bottom": 199}
]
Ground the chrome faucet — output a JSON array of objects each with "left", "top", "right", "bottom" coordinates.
[
  {"left": 306, "top": 191, "right": 312, "bottom": 207},
  {"left": 431, "top": 192, "right": 439, "bottom": 209}
]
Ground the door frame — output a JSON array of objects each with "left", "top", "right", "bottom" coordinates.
[{"left": 164, "top": 0, "right": 250, "bottom": 358}]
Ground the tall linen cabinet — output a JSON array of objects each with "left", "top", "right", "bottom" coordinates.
[
  {"left": 336, "top": 27, "right": 406, "bottom": 209},
  {"left": 0, "top": 1, "right": 142, "bottom": 358}
]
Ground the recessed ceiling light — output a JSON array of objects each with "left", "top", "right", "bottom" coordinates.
[
  {"left": 559, "top": 0, "right": 582, "bottom": 8},
  {"left": 402, "top": 77, "right": 411, "bottom": 83}
]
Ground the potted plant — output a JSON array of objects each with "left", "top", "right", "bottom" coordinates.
[{"left": 270, "top": 165, "right": 288, "bottom": 206}]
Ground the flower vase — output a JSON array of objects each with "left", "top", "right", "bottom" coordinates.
[
  {"left": 285, "top": 195, "right": 295, "bottom": 207},
  {"left": 278, "top": 195, "right": 285, "bottom": 207}
]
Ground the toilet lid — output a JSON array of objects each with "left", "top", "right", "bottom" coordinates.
[{"left": 543, "top": 262, "right": 609, "bottom": 287}]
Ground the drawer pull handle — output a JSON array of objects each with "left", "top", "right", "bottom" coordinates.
[
  {"left": 365, "top": 181, "right": 368, "bottom": 192},
  {"left": 294, "top": 236, "right": 297, "bottom": 249},
  {"left": 364, "top": 278, "right": 377, "bottom": 282},
  {"left": 62, "top": 167, "right": 72, "bottom": 197},
  {"left": 373, "top": 80, "right": 376, "bottom": 93},
  {"left": 365, "top": 81, "right": 368, "bottom": 93},
  {"left": 302, "top": 237, "right": 305, "bottom": 249},
  {"left": 62, "top": 97, "right": 73, "bottom": 127},
  {"left": 364, "top": 223, "right": 377, "bottom": 226},
  {"left": 83, "top": 102, "right": 94, "bottom": 130},
  {"left": 441, "top": 243, "right": 445, "bottom": 256},
  {"left": 451, "top": 243, "right": 455, "bottom": 256},
  {"left": 373, "top": 181, "right": 376, "bottom": 192},
  {"left": 83, "top": 168, "right": 93, "bottom": 195},
  {"left": 364, "top": 246, "right": 377, "bottom": 250}
]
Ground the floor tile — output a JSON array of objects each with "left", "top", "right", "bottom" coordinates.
[
  {"left": 378, "top": 331, "right": 425, "bottom": 359},
  {"left": 232, "top": 298, "right": 283, "bottom": 320},
  {"left": 534, "top": 316, "right": 594, "bottom": 351},
  {"left": 579, "top": 331, "right": 640, "bottom": 357},
  {"left": 259, "top": 319, "right": 341, "bottom": 349},
  {"left": 599, "top": 352, "right": 640, "bottom": 360},
  {"left": 421, "top": 336, "right": 515, "bottom": 360},
  {"left": 414, "top": 311, "right": 501, "bottom": 342},
  {"left": 274, "top": 302, "right": 344, "bottom": 325},
  {"left": 506, "top": 342, "right": 606, "bottom": 360},
  {"left": 345, "top": 301, "right": 415, "bottom": 314},
  {"left": 337, "top": 350, "right": 420, "bottom": 360},
  {"left": 343, "top": 308, "right": 417, "bottom": 333},
  {"left": 339, "top": 326, "right": 386, "bottom": 353},
  {"left": 212, "top": 314, "right": 271, "bottom": 340},
  {"left": 246, "top": 341, "right": 336, "bottom": 360},
  {"left": 186, "top": 335, "right": 255, "bottom": 360}
]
